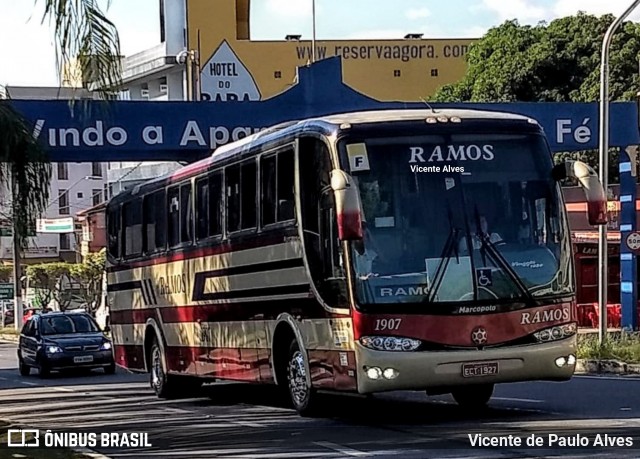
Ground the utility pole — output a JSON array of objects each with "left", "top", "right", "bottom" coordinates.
[
  {"left": 598, "top": 0, "right": 640, "bottom": 344},
  {"left": 11, "top": 173, "right": 22, "bottom": 331}
]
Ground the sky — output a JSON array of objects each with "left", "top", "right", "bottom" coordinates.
[{"left": 1, "top": 0, "right": 640, "bottom": 87}]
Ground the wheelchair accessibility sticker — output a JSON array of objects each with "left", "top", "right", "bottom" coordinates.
[{"left": 476, "top": 268, "right": 493, "bottom": 287}]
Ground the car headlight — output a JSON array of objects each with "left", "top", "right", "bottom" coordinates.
[
  {"left": 46, "top": 345, "right": 62, "bottom": 354},
  {"left": 100, "top": 341, "right": 112, "bottom": 351},
  {"left": 360, "top": 336, "right": 421, "bottom": 351},
  {"left": 533, "top": 323, "right": 577, "bottom": 343}
]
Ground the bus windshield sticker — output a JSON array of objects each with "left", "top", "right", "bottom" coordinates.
[
  {"left": 374, "top": 216, "right": 395, "bottom": 228},
  {"left": 445, "top": 177, "right": 455, "bottom": 190},
  {"left": 347, "top": 143, "right": 370, "bottom": 172},
  {"left": 475, "top": 268, "right": 493, "bottom": 287}
]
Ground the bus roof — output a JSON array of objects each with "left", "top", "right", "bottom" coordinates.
[
  {"left": 110, "top": 108, "right": 538, "bottom": 205},
  {"left": 211, "top": 108, "right": 535, "bottom": 159}
]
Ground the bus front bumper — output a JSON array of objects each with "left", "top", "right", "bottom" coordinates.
[{"left": 355, "top": 337, "right": 577, "bottom": 394}]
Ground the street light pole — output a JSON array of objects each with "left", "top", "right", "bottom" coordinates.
[
  {"left": 598, "top": 0, "right": 640, "bottom": 344},
  {"left": 311, "top": 0, "right": 317, "bottom": 63}
]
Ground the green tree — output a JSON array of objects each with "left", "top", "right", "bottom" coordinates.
[
  {"left": 0, "top": 266, "right": 12, "bottom": 283},
  {"left": 1, "top": 1, "right": 121, "bottom": 248},
  {"left": 26, "top": 262, "right": 74, "bottom": 310},
  {"left": 431, "top": 13, "right": 640, "bottom": 183},
  {"left": 70, "top": 249, "right": 106, "bottom": 316}
]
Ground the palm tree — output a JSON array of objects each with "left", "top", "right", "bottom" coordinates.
[{"left": 0, "top": 0, "right": 121, "bottom": 248}]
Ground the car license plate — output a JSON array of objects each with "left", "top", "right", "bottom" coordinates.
[
  {"left": 462, "top": 362, "right": 499, "bottom": 378},
  {"left": 74, "top": 355, "right": 94, "bottom": 364}
]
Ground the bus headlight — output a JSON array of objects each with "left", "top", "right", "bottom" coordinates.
[
  {"left": 360, "top": 336, "right": 421, "bottom": 351},
  {"left": 533, "top": 323, "right": 577, "bottom": 343}
]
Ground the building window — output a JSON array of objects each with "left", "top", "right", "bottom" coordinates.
[
  {"left": 92, "top": 162, "right": 103, "bottom": 177},
  {"left": 92, "top": 189, "right": 102, "bottom": 206},
  {"left": 274, "top": 71, "right": 282, "bottom": 79},
  {"left": 103, "top": 183, "right": 109, "bottom": 201},
  {"left": 431, "top": 68, "right": 439, "bottom": 77},
  {"left": 77, "top": 192, "right": 83, "bottom": 199},
  {"left": 393, "top": 69, "right": 401, "bottom": 77},
  {"left": 59, "top": 233, "right": 70, "bottom": 251},
  {"left": 57, "top": 163, "right": 68, "bottom": 180},
  {"left": 59, "top": 190, "right": 69, "bottom": 215}
]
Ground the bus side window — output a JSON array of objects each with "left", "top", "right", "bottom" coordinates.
[
  {"left": 144, "top": 190, "right": 166, "bottom": 252},
  {"left": 241, "top": 160, "right": 257, "bottom": 229},
  {"left": 196, "top": 178, "right": 209, "bottom": 240},
  {"left": 320, "top": 191, "right": 341, "bottom": 279},
  {"left": 180, "top": 183, "right": 193, "bottom": 244},
  {"left": 227, "top": 165, "right": 241, "bottom": 232},
  {"left": 123, "top": 200, "right": 142, "bottom": 258},
  {"left": 261, "top": 149, "right": 295, "bottom": 227},
  {"left": 209, "top": 173, "right": 223, "bottom": 236},
  {"left": 261, "top": 154, "right": 277, "bottom": 226},
  {"left": 107, "top": 208, "right": 120, "bottom": 259},
  {"left": 277, "top": 149, "right": 295, "bottom": 221},
  {"left": 167, "top": 186, "right": 180, "bottom": 247}
]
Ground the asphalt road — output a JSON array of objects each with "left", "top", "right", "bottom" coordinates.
[{"left": 2, "top": 341, "right": 640, "bottom": 458}]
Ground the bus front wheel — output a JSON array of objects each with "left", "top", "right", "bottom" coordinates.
[
  {"left": 150, "top": 339, "right": 177, "bottom": 399},
  {"left": 286, "top": 340, "right": 319, "bottom": 416},
  {"left": 451, "top": 384, "right": 494, "bottom": 409}
]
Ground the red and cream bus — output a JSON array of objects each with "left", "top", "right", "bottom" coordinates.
[{"left": 106, "top": 109, "right": 606, "bottom": 415}]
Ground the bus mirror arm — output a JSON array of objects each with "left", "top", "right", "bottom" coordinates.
[
  {"left": 552, "top": 161, "right": 608, "bottom": 226},
  {"left": 330, "top": 169, "right": 364, "bottom": 241}
]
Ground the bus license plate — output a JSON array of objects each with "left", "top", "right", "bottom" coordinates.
[
  {"left": 74, "top": 355, "right": 94, "bottom": 363},
  {"left": 462, "top": 362, "right": 498, "bottom": 378}
]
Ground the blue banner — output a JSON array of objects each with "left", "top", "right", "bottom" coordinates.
[{"left": 10, "top": 58, "right": 640, "bottom": 162}]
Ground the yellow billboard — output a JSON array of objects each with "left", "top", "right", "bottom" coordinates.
[{"left": 186, "top": 0, "right": 475, "bottom": 103}]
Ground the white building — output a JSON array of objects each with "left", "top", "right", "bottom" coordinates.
[
  {"left": 119, "top": 0, "right": 187, "bottom": 102},
  {"left": 1, "top": 86, "right": 108, "bottom": 263},
  {"left": 105, "top": 0, "right": 188, "bottom": 195}
]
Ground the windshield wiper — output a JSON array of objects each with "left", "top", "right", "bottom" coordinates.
[
  {"left": 428, "top": 205, "right": 460, "bottom": 303},
  {"left": 473, "top": 211, "right": 534, "bottom": 304}
]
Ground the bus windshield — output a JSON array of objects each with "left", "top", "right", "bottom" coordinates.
[{"left": 342, "top": 132, "right": 573, "bottom": 306}]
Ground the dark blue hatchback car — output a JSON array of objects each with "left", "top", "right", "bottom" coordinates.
[{"left": 18, "top": 311, "right": 115, "bottom": 378}]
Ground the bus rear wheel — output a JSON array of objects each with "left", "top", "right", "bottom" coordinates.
[
  {"left": 286, "top": 340, "right": 319, "bottom": 416},
  {"left": 451, "top": 384, "right": 494, "bottom": 409}
]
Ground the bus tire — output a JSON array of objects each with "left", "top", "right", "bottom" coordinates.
[
  {"left": 149, "top": 339, "right": 177, "bottom": 399},
  {"left": 451, "top": 384, "right": 494, "bottom": 409},
  {"left": 286, "top": 340, "right": 319, "bottom": 416}
]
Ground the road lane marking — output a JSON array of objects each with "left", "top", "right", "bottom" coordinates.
[
  {"left": 52, "top": 387, "right": 75, "bottom": 392},
  {"left": 20, "top": 381, "right": 39, "bottom": 386},
  {"left": 233, "top": 421, "right": 264, "bottom": 428},
  {"left": 74, "top": 448, "right": 111, "bottom": 459},
  {"left": 575, "top": 375, "right": 640, "bottom": 381},
  {"left": 314, "top": 441, "right": 372, "bottom": 457},
  {"left": 163, "top": 407, "right": 192, "bottom": 414},
  {"left": 492, "top": 397, "right": 544, "bottom": 403}
]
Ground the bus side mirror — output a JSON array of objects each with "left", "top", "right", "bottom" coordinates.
[
  {"left": 330, "top": 169, "right": 363, "bottom": 241},
  {"left": 552, "top": 161, "right": 607, "bottom": 226}
]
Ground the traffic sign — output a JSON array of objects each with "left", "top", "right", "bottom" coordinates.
[
  {"left": 626, "top": 231, "right": 640, "bottom": 252},
  {"left": 0, "top": 284, "right": 14, "bottom": 300}
]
